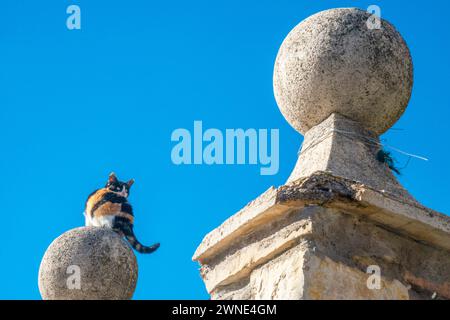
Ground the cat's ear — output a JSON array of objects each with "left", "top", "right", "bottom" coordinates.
[
  {"left": 108, "top": 172, "right": 118, "bottom": 184},
  {"left": 127, "top": 179, "right": 135, "bottom": 188}
]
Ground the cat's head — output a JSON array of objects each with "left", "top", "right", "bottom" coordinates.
[{"left": 105, "top": 172, "right": 134, "bottom": 198}]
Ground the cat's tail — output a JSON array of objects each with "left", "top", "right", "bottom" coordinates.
[{"left": 116, "top": 221, "right": 160, "bottom": 254}]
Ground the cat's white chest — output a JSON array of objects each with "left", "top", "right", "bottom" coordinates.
[{"left": 84, "top": 212, "right": 115, "bottom": 228}]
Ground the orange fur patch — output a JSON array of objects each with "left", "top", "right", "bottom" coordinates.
[
  {"left": 85, "top": 188, "right": 109, "bottom": 215},
  {"left": 95, "top": 202, "right": 122, "bottom": 217},
  {"left": 85, "top": 188, "right": 134, "bottom": 224}
]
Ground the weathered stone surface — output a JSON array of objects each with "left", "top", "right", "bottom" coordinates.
[
  {"left": 273, "top": 8, "right": 413, "bottom": 135},
  {"left": 304, "top": 254, "right": 410, "bottom": 300},
  {"left": 194, "top": 172, "right": 450, "bottom": 262},
  {"left": 38, "top": 227, "right": 138, "bottom": 300},
  {"left": 213, "top": 240, "right": 411, "bottom": 300},
  {"left": 194, "top": 173, "right": 450, "bottom": 300},
  {"left": 287, "top": 113, "right": 416, "bottom": 201}
]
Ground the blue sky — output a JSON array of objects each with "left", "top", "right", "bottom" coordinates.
[{"left": 0, "top": 0, "right": 449, "bottom": 299}]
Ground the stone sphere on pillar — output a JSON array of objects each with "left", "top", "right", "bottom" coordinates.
[
  {"left": 273, "top": 8, "right": 413, "bottom": 135},
  {"left": 38, "top": 227, "right": 138, "bottom": 300}
]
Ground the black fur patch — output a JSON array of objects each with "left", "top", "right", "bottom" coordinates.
[{"left": 121, "top": 202, "right": 134, "bottom": 215}]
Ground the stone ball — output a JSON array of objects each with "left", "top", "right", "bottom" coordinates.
[
  {"left": 273, "top": 8, "right": 413, "bottom": 135},
  {"left": 38, "top": 227, "right": 138, "bottom": 300}
]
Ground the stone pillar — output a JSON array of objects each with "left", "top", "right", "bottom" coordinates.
[{"left": 193, "top": 8, "right": 450, "bottom": 300}]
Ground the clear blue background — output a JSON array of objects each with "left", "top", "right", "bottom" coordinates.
[{"left": 0, "top": 0, "right": 448, "bottom": 299}]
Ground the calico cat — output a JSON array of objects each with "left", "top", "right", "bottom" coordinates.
[{"left": 84, "top": 172, "right": 160, "bottom": 254}]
